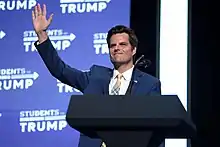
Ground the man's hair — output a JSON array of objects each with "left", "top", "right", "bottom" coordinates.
[{"left": 106, "top": 25, "right": 138, "bottom": 49}]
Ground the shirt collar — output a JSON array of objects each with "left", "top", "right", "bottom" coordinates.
[{"left": 112, "top": 65, "right": 134, "bottom": 81}]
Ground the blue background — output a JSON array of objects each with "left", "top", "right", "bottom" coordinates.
[{"left": 0, "top": 0, "right": 130, "bottom": 146}]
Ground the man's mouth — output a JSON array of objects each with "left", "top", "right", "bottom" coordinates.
[{"left": 114, "top": 53, "right": 122, "bottom": 55}]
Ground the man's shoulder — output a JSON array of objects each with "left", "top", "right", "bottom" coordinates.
[
  {"left": 90, "top": 64, "right": 112, "bottom": 70},
  {"left": 89, "top": 64, "right": 112, "bottom": 75},
  {"left": 136, "top": 69, "right": 160, "bottom": 84}
]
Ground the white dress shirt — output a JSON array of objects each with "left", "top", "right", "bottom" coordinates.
[{"left": 109, "top": 66, "right": 134, "bottom": 95}]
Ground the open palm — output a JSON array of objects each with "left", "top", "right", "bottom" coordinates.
[{"left": 32, "top": 4, "right": 53, "bottom": 34}]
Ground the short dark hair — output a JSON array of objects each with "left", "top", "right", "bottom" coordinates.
[{"left": 106, "top": 25, "right": 138, "bottom": 49}]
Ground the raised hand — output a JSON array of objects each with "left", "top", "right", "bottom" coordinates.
[{"left": 32, "top": 3, "right": 53, "bottom": 35}]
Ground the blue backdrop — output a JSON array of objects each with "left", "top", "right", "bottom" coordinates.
[{"left": 0, "top": 0, "right": 130, "bottom": 146}]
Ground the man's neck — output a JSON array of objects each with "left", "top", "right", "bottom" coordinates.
[{"left": 114, "top": 63, "right": 134, "bottom": 73}]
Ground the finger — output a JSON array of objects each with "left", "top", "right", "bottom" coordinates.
[
  {"left": 48, "top": 13, "right": 54, "bottom": 24},
  {"left": 34, "top": 5, "right": 38, "bottom": 17},
  {"left": 42, "top": 4, "right": 46, "bottom": 16},
  {"left": 37, "top": 3, "right": 42, "bottom": 16},
  {"left": 32, "top": 10, "right": 35, "bottom": 20}
]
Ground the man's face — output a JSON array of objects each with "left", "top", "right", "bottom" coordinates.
[{"left": 109, "top": 33, "right": 136, "bottom": 65}]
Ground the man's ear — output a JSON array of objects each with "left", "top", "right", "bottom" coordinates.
[{"left": 132, "top": 47, "right": 137, "bottom": 56}]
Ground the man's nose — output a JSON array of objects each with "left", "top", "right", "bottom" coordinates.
[{"left": 114, "top": 44, "right": 121, "bottom": 50}]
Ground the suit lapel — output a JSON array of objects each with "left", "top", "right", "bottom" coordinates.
[{"left": 130, "top": 68, "right": 143, "bottom": 95}]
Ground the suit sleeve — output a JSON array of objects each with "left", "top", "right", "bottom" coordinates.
[{"left": 34, "top": 38, "right": 90, "bottom": 93}]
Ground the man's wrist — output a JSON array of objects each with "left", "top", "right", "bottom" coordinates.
[{"left": 37, "top": 30, "right": 48, "bottom": 44}]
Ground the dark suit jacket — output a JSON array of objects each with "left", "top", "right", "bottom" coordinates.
[{"left": 35, "top": 38, "right": 162, "bottom": 147}]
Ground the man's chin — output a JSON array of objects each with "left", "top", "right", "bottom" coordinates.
[
  {"left": 111, "top": 60, "right": 127, "bottom": 66},
  {"left": 111, "top": 59, "right": 122, "bottom": 63},
  {"left": 110, "top": 57, "right": 131, "bottom": 64}
]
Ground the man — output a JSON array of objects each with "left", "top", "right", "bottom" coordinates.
[{"left": 32, "top": 3, "right": 161, "bottom": 147}]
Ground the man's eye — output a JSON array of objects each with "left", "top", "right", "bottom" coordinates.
[
  {"left": 120, "top": 43, "right": 127, "bottom": 46},
  {"left": 110, "top": 44, "right": 116, "bottom": 47}
]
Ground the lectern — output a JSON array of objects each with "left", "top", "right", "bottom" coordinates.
[{"left": 66, "top": 95, "right": 196, "bottom": 147}]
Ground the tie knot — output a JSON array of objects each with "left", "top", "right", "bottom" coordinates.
[{"left": 117, "top": 73, "right": 123, "bottom": 79}]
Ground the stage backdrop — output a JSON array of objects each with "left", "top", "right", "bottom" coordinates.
[{"left": 0, "top": 0, "right": 130, "bottom": 147}]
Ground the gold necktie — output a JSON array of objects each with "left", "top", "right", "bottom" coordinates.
[
  {"left": 102, "top": 74, "right": 123, "bottom": 147},
  {"left": 110, "top": 73, "right": 123, "bottom": 95},
  {"left": 101, "top": 142, "right": 107, "bottom": 147}
]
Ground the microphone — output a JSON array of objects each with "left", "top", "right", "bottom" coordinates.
[
  {"left": 125, "top": 79, "right": 136, "bottom": 95},
  {"left": 134, "top": 55, "right": 151, "bottom": 68},
  {"left": 134, "top": 55, "right": 144, "bottom": 66},
  {"left": 126, "top": 55, "right": 151, "bottom": 95}
]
